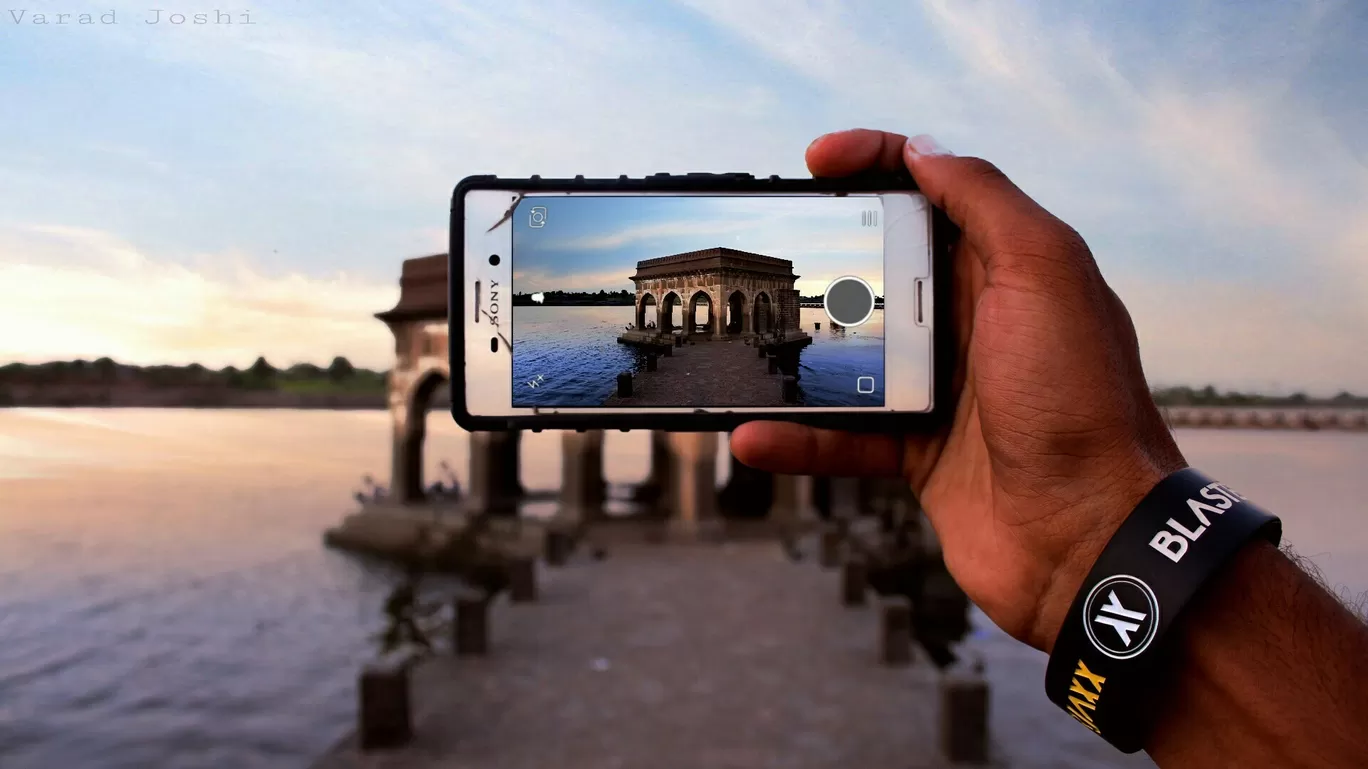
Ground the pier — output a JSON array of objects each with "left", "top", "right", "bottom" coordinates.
[
  {"left": 310, "top": 537, "right": 987, "bottom": 769},
  {"left": 605, "top": 336, "right": 810, "bottom": 408}
]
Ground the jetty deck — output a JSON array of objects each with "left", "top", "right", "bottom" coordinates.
[
  {"left": 604, "top": 338, "right": 794, "bottom": 408},
  {"left": 310, "top": 538, "right": 1145, "bottom": 769},
  {"left": 312, "top": 540, "right": 952, "bottom": 769}
]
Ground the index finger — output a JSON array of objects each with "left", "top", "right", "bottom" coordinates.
[
  {"left": 731, "top": 421, "right": 904, "bottom": 478},
  {"left": 806, "top": 129, "right": 910, "bottom": 178}
]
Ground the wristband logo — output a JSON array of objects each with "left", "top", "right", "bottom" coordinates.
[
  {"left": 1065, "top": 659, "right": 1107, "bottom": 734},
  {"left": 1149, "top": 481, "right": 1245, "bottom": 564},
  {"left": 1082, "top": 575, "right": 1160, "bottom": 660}
]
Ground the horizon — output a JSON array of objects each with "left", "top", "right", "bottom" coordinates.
[
  {"left": 2, "top": 2, "right": 1365, "bottom": 393},
  {"left": 4, "top": 355, "right": 1367, "bottom": 400}
]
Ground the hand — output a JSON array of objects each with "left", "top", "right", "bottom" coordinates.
[{"left": 731, "top": 129, "right": 1188, "bottom": 652}]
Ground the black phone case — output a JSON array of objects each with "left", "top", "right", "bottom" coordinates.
[{"left": 449, "top": 172, "right": 956, "bottom": 434}]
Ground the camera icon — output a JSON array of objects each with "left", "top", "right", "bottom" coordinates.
[{"left": 528, "top": 206, "right": 548, "bottom": 228}]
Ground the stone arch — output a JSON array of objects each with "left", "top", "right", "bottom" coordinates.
[
  {"left": 637, "top": 292, "right": 657, "bottom": 330},
  {"left": 753, "top": 291, "right": 773, "bottom": 334},
  {"left": 660, "top": 291, "right": 683, "bottom": 334},
  {"left": 726, "top": 289, "right": 746, "bottom": 334},
  {"left": 687, "top": 290, "right": 713, "bottom": 337},
  {"left": 394, "top": 364, "right": 449, "bottom": 504}
]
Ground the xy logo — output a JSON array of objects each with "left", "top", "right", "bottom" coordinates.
[
  {"left": 1082, "top": 575, "right": 1160, "bottom": 660},
  {"left": 525, "top": 374, "right": 546, "bottom": 389}
]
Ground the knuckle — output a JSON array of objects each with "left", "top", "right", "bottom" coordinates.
[
  {"left": 1052, "top": 223, "right": 1092, "bottom": 260},
  {"left": 957, "top": 156, "right": 1009, "bottom": 185}
]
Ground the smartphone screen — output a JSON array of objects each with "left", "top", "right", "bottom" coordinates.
[{"left": 462, "top": 190, "right": 933, "bottom": 417}]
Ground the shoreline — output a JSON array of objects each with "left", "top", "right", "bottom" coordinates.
[
  {"left": 0, "top": 391, "right": 389, "bottom": 410},
  {"left": 1160, "top": 406, "right": 1368, "bottom": 431},
  {"left": 1, "top": 402, "right": 1365, "bottom": 430}
]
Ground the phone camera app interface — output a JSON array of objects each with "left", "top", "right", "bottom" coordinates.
[{"left": 509, "top": 195, "right": 890, "bottom": 409}]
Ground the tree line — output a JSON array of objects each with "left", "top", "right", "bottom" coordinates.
[
  {"left": 0, "top": 356, "right": 388, "bottom": 392},
  {"left": 512, "top": 290, "right": 635, "bottom": 306},
  {"left": 1149, "top": 385, "right": 1367, "bottom": 408},
  {"left": 2, "top": 359, "right": 1363, "bottom": 408}
]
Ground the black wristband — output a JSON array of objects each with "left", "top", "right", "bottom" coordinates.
[{"left": 1044, "top": 467, "right": 1281, "bottom": 753}]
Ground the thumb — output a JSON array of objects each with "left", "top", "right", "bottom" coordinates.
[{"left": 903, "top": 135, "right": 1077, "bottom": 274}]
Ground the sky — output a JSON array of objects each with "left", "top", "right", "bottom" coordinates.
[
  {"left": 0, "top": 0, "right": 1365, "bottom": 393},
  {"left": 511, "top": 195, "right": 884, "bottom": 297}
]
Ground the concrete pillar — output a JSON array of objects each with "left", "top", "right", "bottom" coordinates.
[
  {"left": 454, "top": 596, "right": 489, "bottom": 656},
  {"left": 633, "top": 430, "right": 675, "bottom": 509},
  {"left": 508, "top": 557, "right": 537, "bottom": 603},
  {"left": 719, "top": 451, "right": 774, "bottom": 519},
  {"left": 940, "top": 660, "right": 990, "bottom": 764},
  {"left": 881, "top": 597, "right": 914, "bottom": 666},
  {"left": 559, "top": 430, "right": 606, "bottom": 522},
  {"left": 467, "top": 431, "right": 523, "bottom": 514},
  {"left": 358, "top": 655, "right": 413, "bottom": 751},
  {"left": 841, "top": 559, "right": 868, "bottom": 607},
  {"left": 391, "top": 424, "right": 422, "bottom": 505},
  {"left": 665, "top": 432, "right": 723, "bottom": 542},
  {"left": 770, "top": 474, "right": 819, "bottom": 539},
  {"left": 829, "top": 477, "right": 862, "bottom": 523},
  {"left": 819, "top": 528, "right": 842, "bottom": 568},
  {"left": 544, "top": 529, "right": 573, "bottom": 566}
]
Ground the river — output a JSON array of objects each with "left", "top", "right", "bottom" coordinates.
[
  {"left": 511, "top": 306, "right": 886, "bottom": 407},
  {"left": 0, "top": 409, "right": 1364, "bottom": 768}
]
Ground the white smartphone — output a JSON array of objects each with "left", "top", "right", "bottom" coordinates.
[{"left": 451, "top": 173, "right": 952, "bottom": 433}]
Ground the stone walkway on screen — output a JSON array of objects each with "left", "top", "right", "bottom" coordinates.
[{"left": 603, "top": 339, "right": 792, "bottom": 408}]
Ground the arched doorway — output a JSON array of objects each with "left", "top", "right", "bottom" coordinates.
[
  {"left": 688, "top": 290, "right": 712, "bottom": 337},
  {"left": 726, "top": 290, "right": 745, "bottom": 334},
  {"left": 660, "top": 292, "right": 682, "bottom": 334},
  {"left": 753, "top": 291, "right": 772, "bottom": 334},
  {"left": 637, "top": 292, "right": 657, "bottom": 330},
  {"left": 397, "top": 370, "right": 447, "bottom": 503},
  {"left": 396, "top": 369, "right": 524, "bottom": 508}
]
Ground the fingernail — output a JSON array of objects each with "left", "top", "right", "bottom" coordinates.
[{"left": 906, "top": 134, "right": 953, "bottom": 158}]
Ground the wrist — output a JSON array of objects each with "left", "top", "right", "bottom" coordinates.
[
  {"left": 1029, "top": 460, "right": 1180, "bottom": 654},
  {"left": 1146, "top": 541, "right": 1368, "bottom": 766},
  {"left": 1041, "top": 466, "right": 1283, "bottom": 753}
]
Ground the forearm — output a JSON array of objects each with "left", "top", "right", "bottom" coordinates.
[{"left": 1146, "top": 540, "right": 1368, "bottom": 768}]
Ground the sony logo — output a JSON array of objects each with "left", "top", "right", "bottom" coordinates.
[
  {"left": 1065, "top": 659, "right": 1107, "bottom": 734},
  {"left": 487, "top": 280, "right": 500, "bottom": 328},
  {"left": 1149, "top": 482, "right": 1247, "bottom": 563}
]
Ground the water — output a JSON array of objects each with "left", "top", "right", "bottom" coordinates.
[
  {"left": 512, "top": 306, "right": 885, "bottom": 407},
  {"left": 1, "top": 409, "right": 1366, "bottom": 769}
]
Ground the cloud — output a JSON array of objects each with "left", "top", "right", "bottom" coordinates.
[
  {"left": 679, "top": 0, "right": 1368, "bottom": 391},
  {"left": 547, "top": 219, "right": 756, "bottom": 251},
  {"left": 5, "top": 0, "right": 1366, "bottom": 391},
  {"left": 915, "top": 0, "right": 1368, "bottom": 285},
  {"left": 511, "top": 266, "right": 635, "bottom": 294},
  {"left": 0, "top": 224, "right": 399, "bottom": 369}
]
